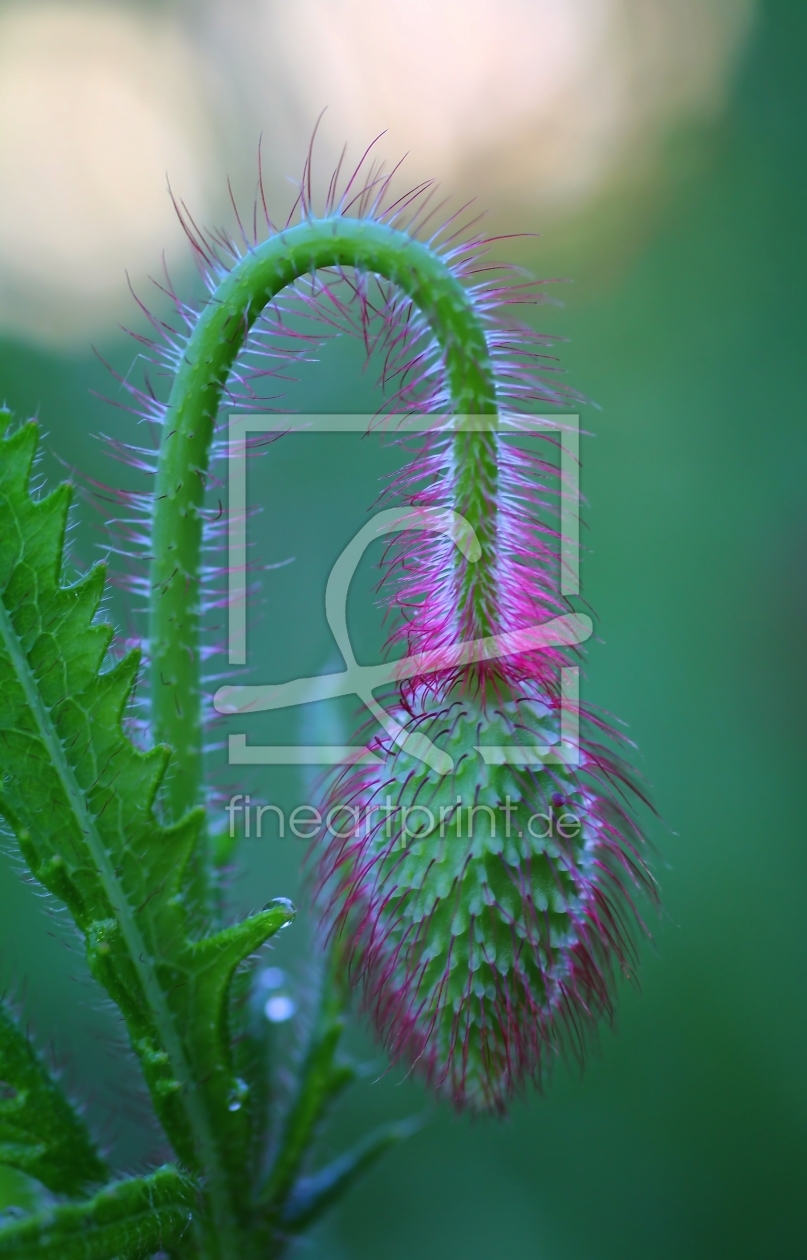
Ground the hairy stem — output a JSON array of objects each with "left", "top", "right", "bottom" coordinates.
[{"left": 150, "top": 216, "right": 500, "bottom": 822}]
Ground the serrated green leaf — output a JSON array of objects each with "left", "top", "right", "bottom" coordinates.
[
  {"left": 0, "top": 1001, "right": 108, "bottom": 1197},
  {"left": 279, "top": 1119, "right": 421, "bottom": 1233},
  {"left": 0, "top": 412, "right": 294, "bottom": 1241},
  {"left": 0, "top": 1166, "right": 195, "bottom": 1259}
]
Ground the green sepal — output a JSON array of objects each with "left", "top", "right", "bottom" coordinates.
[
  {"left": 279, "top": 1119, "right": 420, "bottom": 1233},
  {"left": 0, "top": 1166, "right": 196, "bottom": 1259},
  {"left": 0, "top": 1002, "right": 108, "bottom": 1197}
]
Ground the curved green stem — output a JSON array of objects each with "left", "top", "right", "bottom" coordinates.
[{"left": 149, "top": 217, "right": 500, "bottom": 823}]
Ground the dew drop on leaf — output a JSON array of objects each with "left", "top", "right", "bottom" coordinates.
[
  {"left": 264, "top": 897, "right": 294, "bottom": 928},
  {"left": 227, "top": 1077, "right": 250, "bottom": 1112}
]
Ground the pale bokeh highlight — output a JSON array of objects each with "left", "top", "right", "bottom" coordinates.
[
  {"left": 242, "top": 0, "right": 756, "bottom": 206},
  {"left": 0, "top": 3, "right": 214, "bottom": 343},
  {"left": 0, "top": 0, "right": 756, "bottom": 346}
]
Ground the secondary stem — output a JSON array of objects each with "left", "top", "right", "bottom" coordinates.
[{"left": 149, "top": 217, "right": 499, "bottom": 822}]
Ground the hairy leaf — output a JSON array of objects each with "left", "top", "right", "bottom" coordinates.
[
  {"left": 259, "top": 965, "right": 355, "bottom": 1213},
  {"left": 0, "top": 1166, "right": 195, "bottom": 1259},
  {"left": 0, "top": 413, "right": 294, "bottom": 1237},
  {"left": 256, "top": 964, "right": 419, "bottom": 1237},
  {"left": 0, "top": 1001, "right": 108, "bottom": 1197},
  {"left": 279, "top": 1120, "right": 420, "bottom": 1233}
]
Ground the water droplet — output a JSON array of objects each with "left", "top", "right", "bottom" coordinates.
[
  {"left": 258, "top": 966, "right": 285, "bottom": 991},
  {"left": 227, "top": 1077, "right": 249, "bottom": 1112},
  {"left": 264, "top": 994, "right": 296, "bottom": 1024},
  {"left": 264, "top": 897, "right": 294, "bottom": 914},
  {"left": 263, "top": 896, "right": 294, "bottom": 928}
]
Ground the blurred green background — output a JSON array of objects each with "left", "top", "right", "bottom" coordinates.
[{"left": 1, "top": 1, "right": 805, "bottom": 1256}]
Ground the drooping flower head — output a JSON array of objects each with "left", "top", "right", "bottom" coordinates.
[
  {"left": 314, "top": 432, "right": 654, "bottom": 1112},
  {"left": 303, "top": 156, "right": 655, "bottom": 1115},
  {"left": 95, "top": 133, "right": 653, "bottom": 1112}
]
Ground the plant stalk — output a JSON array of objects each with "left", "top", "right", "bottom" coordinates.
[{"left": 149, "top": 216, "right": 499, "bottom": 824}]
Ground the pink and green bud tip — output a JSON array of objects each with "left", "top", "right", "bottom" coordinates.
[{"left": 317, "top": 687, "right": 652, "bottom": 1113}]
